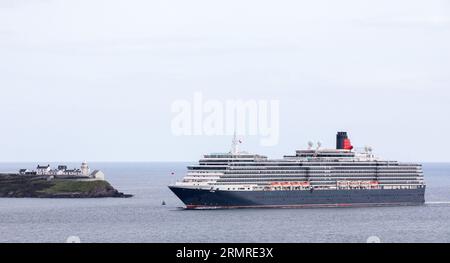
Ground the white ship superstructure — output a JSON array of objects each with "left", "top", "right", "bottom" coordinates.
[
  {"left": 169, "top": 132, "right": 426, "bottom": 209},
  {"left": 174, "top": 135, "right": 424, "bottom": 192}
]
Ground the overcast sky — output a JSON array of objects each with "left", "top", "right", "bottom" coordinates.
[{"left": 0, "top": 0, "right": 449, "bottom": 162}]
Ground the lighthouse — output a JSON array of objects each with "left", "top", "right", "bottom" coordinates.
[{"left": 81, "top": 161, "right": 90, "bottom": 176}]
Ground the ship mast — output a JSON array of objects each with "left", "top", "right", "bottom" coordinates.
[{"left": 231, "top": 132, "right": 240, "bottom": 155}]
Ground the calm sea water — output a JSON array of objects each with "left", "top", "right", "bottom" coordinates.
[{"left": 0, "top": 162, "right": 449, "bottom": 243}]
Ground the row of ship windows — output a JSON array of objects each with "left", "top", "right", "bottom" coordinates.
[
  {"left": 191, "top": 171, "right": 422, "bottom": 176},
  {"left": 220, "top": 173, "right": 422, "bottom": 178},
  {"left": 202, "top": 176, "right": 423, "bottom": 180},
  {"left": 214, "top": 180, "right": 422, "bottom": 183},
  {"left": 217, "top": 163, "right": 417, "bottom": 167},
  {"left": 199, "top": 161, "right": 413, "bottom": 164},
  {"left": 200, "top": 160, "right": 258, "bottom": 163},
  {"left": 197, "top": 162, "right": 389, "bottom": 166},
  {"left": 226, "top": 168, "right": 420, "bottom": 171},
  {"left": 212, "top": 182, "right": 423, "bottom": 186},
  {"left": 186, "top": 175, "right": 423, "bottom": 180},
  {"left": 186, "top": 179, "right": 422, "bottom": 184},
  {"left": 195, "top": 164, "right": 419, "bottom": 167},
  {"left": 222, "top": 171, "right": 420, "bottom": 174},
  {"left": 196, "top": 161, "right": 418, "bottom": 165},
  {"left": 220, "top": 174, "right": 422, "bottom": 177},
  {"left": 217, "top": 177, "right": 422, "bottom": 181},
  {"left": 190, "top": 166, "right": 420, "bottom": 170}
]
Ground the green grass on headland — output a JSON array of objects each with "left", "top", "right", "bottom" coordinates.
[{"left": 42, "top": 179, "right": 112, "bottom": 194}]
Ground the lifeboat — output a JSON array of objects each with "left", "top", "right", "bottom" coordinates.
[{"left": 270, "top": 181, "right": 310, "bottom": 187}]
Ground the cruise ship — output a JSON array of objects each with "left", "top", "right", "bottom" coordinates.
[{"left": 169, "top": 132, "right": 426, "bottom": 209}]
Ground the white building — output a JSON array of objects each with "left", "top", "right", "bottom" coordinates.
[
  {"left": 64, "top": 169, "right": 83, "bottom": 176},
  {"left": 81, "top": 161, "right": 90, "bottom": 176},
  {"left": 19, "top": 169, "right": 30, "bottom": 175},
  {"left": 21, "top": 162, "right": 103, "bottom": 179},
  {"left": 36, "top": 165, "right": 51, "bottom": 175},
  {"left": 90, "top": 170, "right": 105, "bottom": 181}
]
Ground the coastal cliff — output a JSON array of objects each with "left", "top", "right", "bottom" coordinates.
[{"left": 0, "top": 174, "right": 132, "bottom": 198}]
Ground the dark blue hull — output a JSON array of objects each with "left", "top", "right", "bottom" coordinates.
[{"left": 169, "top": 186, "right": 426, "bottom": 209}]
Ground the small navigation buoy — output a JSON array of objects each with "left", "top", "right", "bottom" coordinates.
[{"left": 162, "top": 201, "right": 166, "bottom": 206}]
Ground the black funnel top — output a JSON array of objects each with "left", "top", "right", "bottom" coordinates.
[{"left": 336, "top": 132, "right": 348, "bottom": 150}]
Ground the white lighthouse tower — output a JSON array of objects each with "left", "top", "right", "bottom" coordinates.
[{"left": 81, "top": 161, "right": 90, "bottom": 176}]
